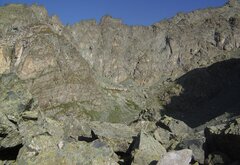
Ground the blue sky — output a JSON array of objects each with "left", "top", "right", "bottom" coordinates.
[{"left": 0, "top": 0, "right": 228, "bottom": 25}]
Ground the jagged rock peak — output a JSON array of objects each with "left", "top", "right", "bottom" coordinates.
[
  {"left": 228, "top": 0, "right": 240, "bottom": 7},
  {"left": 99, "top": 15, "right": 122, "bottom": 25},
  {"left": 0, "top": 3, "right": 48, "bottom": 20}
]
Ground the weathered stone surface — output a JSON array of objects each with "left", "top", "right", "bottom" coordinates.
[
  {"left": 21, "top": 111, "right": 38, "bottom": 120},
  {"left": 17, "top": 112, "right": 119, "bottom": 165},
  {"left": 0, "top": 74, "right": 33, "bottom": 149},
  {"left": 157, "top": 149, "right": 192, "bottom": 165},
  {"left": 68, "top": 2, "right": 240, "bottom": 87},
  {"left": 157, "top": 115, "right": 193, "bottom": 137},
  {"left": 153, "top": 127, "right": 172, "bottom": 149},
  {"left": 206, "top": 152, "right": 232, "bottom": 165},
  {"left": 0, "top": 4, "right": 143, "bottom": 125},
  {"left": 0, "top": 1, "right": 240, "bottom": 164},
  {"left": 177, "top": 135, "right": 206, "bottom": 164},
  {"left": 17, "top": 139, "right": 118, "bottom": 165},
  {"left": 132, "top": 132, "right": 166, "bottom": 165},
  {"left": 89, "top": 121, "right": 137, "bottom": 152},
  {"left": 0, "top": 1, "right": 239, "bottom": 126},
  {"left": 65, "top": 120, "right": 138, "bottom": 152},
  {"left": 0, "top": 46, "right": 11, "bottom": 74},
  {"left": 205, "top": 118, "right": 240, "bottom": 161}
]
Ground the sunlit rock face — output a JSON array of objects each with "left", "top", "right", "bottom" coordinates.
[
  {"left": 0, "top": 46, "right": 11, "bottom": 74},
  {"left": 0, "top": 1, "right": 240, "bottom": 164},
  {"left": 68, "top": 2, "right": 240, "bottom": 86},
  {"left": 1, "top": 2, "right": 240, "bottom": 121},
  {"left": 0, "top": 4, "right": 146, "bottom": 126}
]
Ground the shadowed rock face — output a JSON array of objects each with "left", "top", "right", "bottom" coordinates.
[{"left": 164, "top": 58, "right": 240, "bottom": 128}]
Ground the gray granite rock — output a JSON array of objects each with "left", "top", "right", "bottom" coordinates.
[
  {"left": 157, "top": 149, "right": 192, "bottom": 165},
  {"left": 132, "top": 132, "right": 166, "bottom": 165}
]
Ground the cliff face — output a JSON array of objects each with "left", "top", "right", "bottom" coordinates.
[
  {"left": 0, "top": 2, "right": 240, "bottom": 121},
  {"left": 0, "top": 4, "right": 142, "bottom": 124},
  {"left": 67, "top": 2, "right": 240, "bottom": 86},
  {"left": 0, "top": 1, "right": 240, "bottom": 164}
]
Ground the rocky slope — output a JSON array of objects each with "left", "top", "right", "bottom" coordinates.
[{"left": 0, "top": 0, "right": 240, "bottom": 164}]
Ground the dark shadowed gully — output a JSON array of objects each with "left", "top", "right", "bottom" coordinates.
[{"left": 164, "top": 58, "right": 240, "bottom": 128}]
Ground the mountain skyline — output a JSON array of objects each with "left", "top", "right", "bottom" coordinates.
[{"left": 0, "top": 0, "right": 227, "bottom": 25}]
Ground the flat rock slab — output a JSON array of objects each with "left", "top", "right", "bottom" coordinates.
[{"left": 157, "top": 149, "right": 192, "bottom": 165}]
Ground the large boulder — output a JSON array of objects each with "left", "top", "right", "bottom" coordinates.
[
  {"left": 132, "top": 132, "right": 166, "bottom": 165},
  {"left": 154, "top": 115, "right": 193, "bottom": 150},
  {"left": 64, "top": 119, "right": 137, "bottom": 152},
  {"left": 157, "top": 115, "right": 193, "bottom": 137},
  {"left": 177, "top": 135, "right": 206, "bottom": 164},
  {"left": 157, "top": 149, "right": 193, "bottom": 165}
]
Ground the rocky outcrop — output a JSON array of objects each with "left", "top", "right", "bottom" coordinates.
[
  {"left": 0, "top": 4, "right": 142, "bottom": 125},
  {"left": 0, "top": 74, "right": 33, "bottom": 149},
  {"left": 205, "top": 117, "right": 240, "bottom": 162},
  {"left": 67, "top": 1, "right": 240, "bottom": 87}
]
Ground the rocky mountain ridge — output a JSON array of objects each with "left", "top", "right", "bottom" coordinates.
[{"left": 0, "top": 0, "right": 240, "bottom": 164}]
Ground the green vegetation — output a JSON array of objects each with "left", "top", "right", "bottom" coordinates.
[
  {"left": 126, "top": 99, "right": 141, "bottom": 111},
  {"left": 107, "top": 105, "right": 123, "bottom": 123}
]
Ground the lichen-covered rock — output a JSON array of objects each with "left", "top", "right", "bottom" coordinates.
[
  {"left": 177, "top": 135, "right": 206, "bottom": 164},
  {"left": 0, "top": 46, "right": 11, "bottom": 74},
  {"left": 205, "top": 118, "right": 240, "bottom": 161},
  {"left": 0, "top": 113, "right": 22, "bottom": 149},
  {"left": 62, "top": 119, "right": 137, "bottom": 152},
  {"left": 157, "top": 149, "right": 192, "bottom": 165},
  {"left": 17, "top": 139, "right": 118, "bottom": 165},
  {"left": 132, "top": 132, "right": 166, "bottom": 165},
  {"left": 17, "top": 112, "right": 119, "bottom": 165},
  {"left": 0, "top": 73, "right": 33, "bottom": 149},
  {"left": 157, "top": 115, "right": 193, "bottom": 137},
  {"left": 153, "top": 127, "right": 172, "bottom": 149}
]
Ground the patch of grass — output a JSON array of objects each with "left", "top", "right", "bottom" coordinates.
[
  {"left": 82, "top": 109, "right": 101, "bottom": 121},
  {"left": 125, "top": 99, "right": 140, "bottom": 111},
  {"left": 44, "top": 101, "right": 103, "bottom": 121},
  {"left": 107, "top": 105, "right": 123, "bottom": 123}
]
